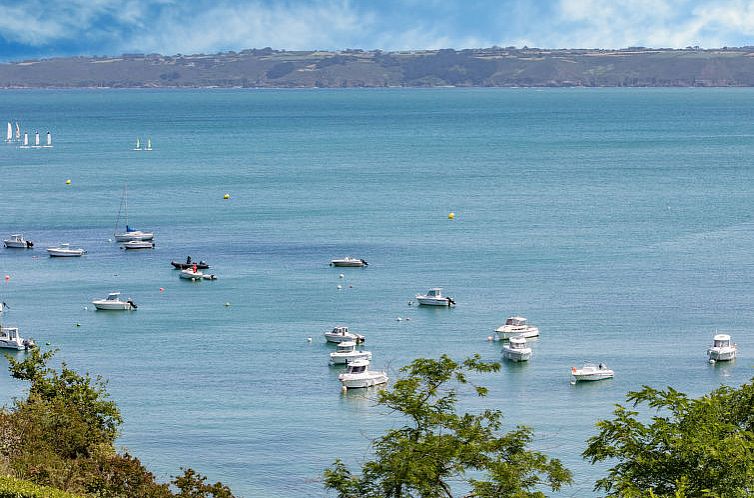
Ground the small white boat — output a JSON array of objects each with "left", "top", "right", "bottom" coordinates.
[
  {"left": 496, "top": 316, "right": 540, "bottom": 340},
  {"left": 180, "top": 267, "right": 204, "bottom": 280},
  {"left": 329, "top": 340, "right": 372, "bottom": 365},
  {"left": 4, "top": 234, "right": 33, "bottom": 248},
  {"left": 92, "top": 292, "right": 137, "bottom": 310},
  {"left": 113, "top": 183, "right": 154, "bottom": 241},
  {"left": 571, "top": 362, "right": 614, "bottom": 382},
  {"left": 338, "top": 359, "right": 388, "bottom": 389},
  {"left": 707, "top": 333, "right": 737, "bottom": 362},
  {"left": 47, "top": 244, "right": 86, "bottom": 257},
  {"left": 133, "top": 137, "right": 142, "bottom": 151},
  {"left": 502, "top": 336, "right": 532, "bottom": 362},
  {"left": 122, "top": 240, "right": 154, "bottom": 249},
  {"left": 324, "top": 326, "right": 365, "bottom": 343},
  {"left": 0, "top": 325, "right": 36, "bottom": 350},
  {"left": 416, "top": 288, "right": 455, "bottom": 306},
  {"left": 330, "top": 257, "right": 368, "bottom": 267}
]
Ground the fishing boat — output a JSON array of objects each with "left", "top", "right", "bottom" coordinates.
[
  {"left": 133, "top": 137, "right": 142, "bottom": 151},
  {"left": 122, "top": 240, "right": 154, "bottom": 250},
  {"left": 0, "top": 325, "right": 35, "bottom": 350},
  {"left": 502, "top": 336, "right": 532, "bottom": 362},
  {"left": 92, "top": 292, "right": 137, "bottom": 310},
  {"left": 707, "top": 333, "right": 737, "bottom": 362},
  {"left": 113, "top": 183, "right": 154, "bottom": 242},
  {"left": 4, "top": 234, "right": 33, "bottom": 248},
  {"left": 329, "top": 341, "right": 372, "bottom": 365},
  {"left": 416, "top": 288, "right": 455, "bottom": 306},
  {"left": 571, "top": 362, "right": 614, "bottom": 382},
  {"left": 324, "top": 326, "right": 365, "bottom": 343},
  {"left": 338, "top": 359, "right": 388, "bottom": 389},
  {"left": 330, "top": 257, "right": 368, "bottom": 267},
  {"left": 47, "top": 244, "right": 86, "bottom": 257},
  {"left": 171, "top": 258, "right": 210, "bottom": 270},
  {"left": 496, "top": 316, "right": 540, "bottom": 340}
]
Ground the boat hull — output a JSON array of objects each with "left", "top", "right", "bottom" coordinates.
[
  {"left": 496, "top": 326, "right": 540, "bottom": 340},
  {"left": 4, "top": 241, "right": 30, "bottom": 248},
  {"left": 339, "top": 372, "right": 388, "bottom": 389},
  {"left": 331, "top": 260, "right": 366, "bottom": 267},
  {"left": 92, "top": 301, "right": 134, "bottom": 310},
  {"left": 329, "top": 351, "right": 372, "bottom": 364},
  {"left": 47, "top": 248, "right": 86, "bottom": 257},
  {"left": 416, "top": 297, "right": 451, "bottom": 306},
  {"left": 171, "top": 261, "right": 210, "bottom": 270},
  {"left": 708, "top": 348, "right": 736, "bottom": 361},
  {"left": 115, "top": 231, "right": 154, "bottom": 242},
  {"left": 123, "top": 241, "right": 154, "bottom": 249},
  {"left": 502, "top": 348, "right": 532, "bottom": 362},
  {"left": 179, "top": 270, "right": 204, "bottom": 280},
  {"left": 324, "top": 333, "right": 365, "bottom": 343}
]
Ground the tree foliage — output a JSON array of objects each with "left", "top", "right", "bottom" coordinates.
[
  {"left": 324, "top": 354, "right": 572, "bottom": 497},
  {"left": 583, "top": 380, "right": 754, "bottom": 497},
  {"left": 0, "top": 349, "right": 235, "bottom": 498}
]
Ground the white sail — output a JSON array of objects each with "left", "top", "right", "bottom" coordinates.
[
  {"left": 6, "top": 122, "right": 11, "bottom": 142},
  {"left": 34, "top": 131, "right": 40, "bottom": 147},
  {"left": 21, "top": 132, "right": 28, "bottom": 148},
  {"left": 146, "top": 138, "right": 152, "bottom": 151},
  {"left": 133, "top": 137, "right": 141, "bottom": 151},
  {"left": 44, "top": 131, "right": 53, "bottom": 148},
  {"left": 14, "top": 123, "right": 20, "bottom": 140}
]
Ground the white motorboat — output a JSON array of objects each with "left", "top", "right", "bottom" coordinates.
[
  {"left": 330, "top": 257, "right": 368, "bottom": 267},
  {"left": 180, "top": 267, "right": 204, "bottom": 280},
  {"left": 4, "top": 234, "right": 33, "bottom": 248},
  {"left": 338, "top": 359, "right": 388, "bottom": 389},
  {"left": 496, "top": 316, "right": 540, "bottom": 340},
  {"left": 416, "top": 288, "right": 455, "bottom": 306},
  {"left": 329, "top": 340, "right": 372, "bottom": 365},
  {"left": 0, "top": 325, "right": 36, "bottom": 350},
  {"left": 92, "top": 292, "right": 137, "bottom": 310},
  {"left": 571, "top": 362, "right": 614, "bottom": 382},
  {"left": 113, "top": 183, "right": 154, "bottom": 242},
  {"left": 502, "top": 336, "right": 532, "bottom": 362},
  {"left": 47, "top": 244, "right": 86, "bottom": 257},
  {"left": 324, "top": 326, "right": 365, "bottom": 343},
  {"left": 122, "top": 240, "right": 154, "bottom": 250},
  {"left": 707, "top": 333, "right": 737, "bottom": 362}
]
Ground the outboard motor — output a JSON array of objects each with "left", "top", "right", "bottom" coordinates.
[
  {"left": 360, "top": 259, "right": 369, "bottom": 266},
  {"left": 127, "top": 299, "right": 138, "bottom": 309},
  {"left": 447, "top": 297, "right": 456, "bottom": 306},
  {"left": 26, "top": 240, "right": 33, "bottom": 248}
]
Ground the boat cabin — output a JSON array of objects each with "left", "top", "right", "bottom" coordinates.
[
  {"left": 8, "top": 234, "right": 22, "bottom": 242},
  {"left": 712, "top": 334, "right": 731, "bottom": 348},
  {"left": 426, "top": 288, "right": 443, "bottom": 297},
  {"left": 346, "top": 359, "right": 369, "bottom": 374},
  {"left": 508, "top": 336, "right": 527, "bottom": 349},
  {"left": 0, "top": 326, "right": 20, "bottom": 341},
  {"left": 106, "top": 292, "right": 122, "bottom": 301},
  {"left": 332, "top": 326, "right": 350, "bottom": 336},
  {"left": 505, "top": 316, "right": 528, "bottom": 326}
]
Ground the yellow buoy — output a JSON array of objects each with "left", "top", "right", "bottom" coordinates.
[
  {"left": 65, "top": 179, "right": 72, "bottom": 185},
  {"left": 223, "top": 193, "right": 230, "bottom": 199},
  {"left": 448, "top": 212, "right": 455, "bottom": 219}
]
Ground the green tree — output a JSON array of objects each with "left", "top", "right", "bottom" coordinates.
[
  {"left": 324, "top": 354, "right": 572, "bottom": 497},
  {"left": 583, "top": 381, "right": 754, "bottom": 497}
]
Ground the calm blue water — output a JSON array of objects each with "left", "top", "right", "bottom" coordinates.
[{"left": 1, "top": 88, "right": 753, "bottom": 497}]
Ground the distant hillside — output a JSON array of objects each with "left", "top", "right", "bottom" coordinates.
[{"left": 4, "top": 47, "right": 754, "bottom": 88}]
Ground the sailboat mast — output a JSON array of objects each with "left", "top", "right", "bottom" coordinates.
[{"left": 113, "top": 182, "right": 128, "bottom": 236}]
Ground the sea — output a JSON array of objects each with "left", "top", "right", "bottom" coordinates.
[{"left": 0, "top": 88, "right": 753, "bottom": 497}]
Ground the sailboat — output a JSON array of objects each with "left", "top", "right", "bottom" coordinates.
[
  {"left": 133, "top": 137, "right": 142, "bottom": 151},
  {"left": 43, "top": 131, "right": 53, "bottom": 148},
  {"left": 32, "top": 131, "right": 41, "bottom": 148},
  {"left": 113, "top": 183, "right": 154, "bottom": 242},
  {"left": 6, "top": 122, "right": 11, "bottom": 143},
  {"left": 14, "top": 123, "right": 20, "bottom": 141},
  {"left": 145, "top": 138, "right": 152, "bottom": 151},
  {"left": 19, "top": 132, "right": 29, "bottom": 149}
]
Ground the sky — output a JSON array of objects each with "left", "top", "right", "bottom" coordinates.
[{"left": 1, "top": 0, "right": 754, "bottom": 61}]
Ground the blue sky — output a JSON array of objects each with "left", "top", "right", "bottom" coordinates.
[{"left": 1, "top": 0, "right": 753, "bottom": 61}]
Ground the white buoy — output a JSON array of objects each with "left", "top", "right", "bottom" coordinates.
[{"left": 487, "top": 335, "right": 494, "bottom": 341}]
